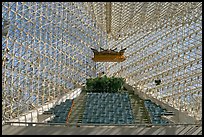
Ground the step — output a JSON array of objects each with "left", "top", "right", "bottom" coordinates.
[{"left": 67, "top": 93, "right": 87, "bottom": 124}]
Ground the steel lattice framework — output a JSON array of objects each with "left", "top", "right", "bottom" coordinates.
[{"left": 2, "top": 2, "right": 202, "bottom": 122}]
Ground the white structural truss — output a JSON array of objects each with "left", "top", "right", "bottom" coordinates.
[{"left": 2, "top": 2, "right": 202, "bottom": 122}]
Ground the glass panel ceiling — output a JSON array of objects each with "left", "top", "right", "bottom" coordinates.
[{"left": 2, "top": 2, "right": 202, "bottom": 121}]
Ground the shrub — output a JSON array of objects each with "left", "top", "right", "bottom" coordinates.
[{"left": 85, "top": 75, "right": 125, "bottom": 92}]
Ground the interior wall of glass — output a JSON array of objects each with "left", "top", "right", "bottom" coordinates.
[
  {"left": 2, "top": 2, "right": 202, "bottom": 122},
  {"left": 2, "top": 2, "right": 105, "bottom": 120},
  {"left": 106, "top": 3, "right": 202, "bottom": 121}
]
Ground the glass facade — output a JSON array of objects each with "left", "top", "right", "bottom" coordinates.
[{"left": 2, "top": 2, "right": 202, "bottom": 121}]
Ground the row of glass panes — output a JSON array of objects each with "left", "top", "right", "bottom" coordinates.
[
  {"left": 1, "top": 2, "right": 103, "bottom": 114},
  {"left": 112, "top": 22, "right": 202, "bottom": 75}
]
